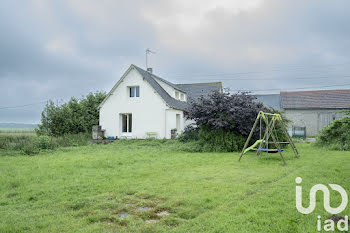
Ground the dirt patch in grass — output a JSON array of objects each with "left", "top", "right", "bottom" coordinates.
[
  {"left": 117, "top": 212, "right": 134, "bottom": 219},
  {"left": 7, "top": 193, "right": 18, "bottom": 198},
  {"left": 72, "top": 193, "right": 173, "bottom": 228},
  {"left": 136, "top": 207, "right": 152, "bottom": 211},
  {"left": 145, "top": 219, "right": 159, "bottom": 224},
  {"left": 156, "top": 211, "right": 170, "bottom": 217}
]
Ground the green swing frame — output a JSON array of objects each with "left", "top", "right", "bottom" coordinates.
[{"left": 238, "top": 111, "right": 299, "bottom": 165}]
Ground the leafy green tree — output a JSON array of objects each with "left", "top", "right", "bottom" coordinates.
[
  {"left": 317, "top": 116, "right": 350, "bottom": 150},
  {"left": 37, "top": 92, "right": 106, "bottom": 136}
]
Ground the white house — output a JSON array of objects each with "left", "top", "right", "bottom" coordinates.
[{"left": 98, "top": 64, "right": 222, "bottom": 139}]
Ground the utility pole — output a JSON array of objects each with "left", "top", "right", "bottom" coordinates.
[{"left": 145, "top": 48, "right": 156, "bottom": 69}]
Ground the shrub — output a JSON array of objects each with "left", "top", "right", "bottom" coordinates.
[
  {"left": 183, "top": 91, "right": 288, "bottom": 152},
  {"left": 181, "top": 92, "right": 291, "bottom": 152},
  {"left": 22, "top": 143, "right": 39, "bottom": 155},
  {"left": 179, "top": 126, "right": 245, "bottom": 152},
  {"left": 35, "top": 136, "right": 54, "bottom": 150},
  {"left": 185, "top": 91, "right": 267, "bottom": 136},
  {"left": 37, "top": 92, "right": 106, "bottom": 136},
  {"left": 178, "top": 125, "right": 200, "bottom": 142},
  {"left": 316, "top": 117, "right": 350, "bottom": 150}
]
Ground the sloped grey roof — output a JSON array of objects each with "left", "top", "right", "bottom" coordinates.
[
  {"left": 133, "top": 65, "right": 189, "bottom": 110},
  {"left": 151, "top": 74, "right": 186, "bottom": 93},
  {"left": 255, "top": 94, "right": 281, "bottom": 110},
  {"left": 281, "top": 89, "right": 350, "bottom": 109},
  {"left": 176, "top": 82, "right": 222, "bottom": 102}
]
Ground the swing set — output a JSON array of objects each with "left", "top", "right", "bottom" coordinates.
[{"left": 238, "top": 111, "right": 299, "bottom": 165}]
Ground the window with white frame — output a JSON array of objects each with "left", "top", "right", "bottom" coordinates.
[
  {"left": 129, "top": 86, "right": 140, "bottom": 97},
  {"left": 175, "top": 91, "right": 179, "bottom": 99},
  {"left": 180, "top": 93, "right": 185, "bottom": 101},
  {"left": 121, "top": 114, "right": 132, "bottom": 133}
]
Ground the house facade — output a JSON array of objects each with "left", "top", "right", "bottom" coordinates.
[
  {"left": 256, "top": 90, "right": 350, "bottom": 137},
  {"left": 98, "top": 64, "right": 222, "bottom": 139}
]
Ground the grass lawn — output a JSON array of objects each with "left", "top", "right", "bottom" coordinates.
[{"left": 0, "top": 141, "right": 349, "bottom": 232}]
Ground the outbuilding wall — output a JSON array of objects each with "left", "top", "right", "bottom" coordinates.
[{"left": 284, "top": 109, "right": 346, "bottom": 136}]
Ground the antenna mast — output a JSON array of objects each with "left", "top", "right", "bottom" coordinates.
[{"left": 145, "top": 48, "right": 156, "bottom": 69}]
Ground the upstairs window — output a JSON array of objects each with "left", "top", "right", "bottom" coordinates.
[
  {"left": 180, "top": 93, "right": 185, "bottom": 101},
  {"left": 129, "top": 86, "right": 140, "bottom": 97},
  {"left": 175, "top": 91, "right": 179, "bottom": 99}
]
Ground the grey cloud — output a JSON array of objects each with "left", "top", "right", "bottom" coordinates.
[{"left": 1, "top": 0, "right": 350, "bottom": 123}]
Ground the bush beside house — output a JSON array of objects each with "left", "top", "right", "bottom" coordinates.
[
  {"left": 317, "top": 116, "right": 350, "bottom": 150},
  {"left": 37, "top": 92, "right": 106, "bottom": 136},
  {"left": 181, "top": 91, "right": 268, "bottom": 152}
]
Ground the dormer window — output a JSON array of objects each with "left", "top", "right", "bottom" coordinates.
[
  {"left": 129, "top": 86, "right": 140, "bottom": 97},
  {"left": 180, "top": 93, "right": 185, "bottom": 101},
  {"left": 175, "top": 91, "right": 179, "bottom": 99}
]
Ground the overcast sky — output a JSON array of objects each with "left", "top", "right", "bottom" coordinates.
[{"left": 1, "top": 0, "right": 350, "bottom": 123}]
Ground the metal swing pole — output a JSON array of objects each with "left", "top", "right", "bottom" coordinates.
[
  {"left": 257, "top": 117, "right": 274, "bottom": 157},
  {"left": 280, "top": 121, "right": 300, "bottom": 158},
  {"left": 238, "top": 115, "right": 260, "bottom": 162},
  {"left": 262, "top": 116, "right": 287, "bottom": 166}
]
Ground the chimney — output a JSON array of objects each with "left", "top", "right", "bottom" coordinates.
[{"left": 147, "top": 68, "right": 153, "bottom": 73}]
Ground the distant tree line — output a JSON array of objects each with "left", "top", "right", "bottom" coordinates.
[{"left": 37, "top": 92, "right": 106, "bottom": 136}]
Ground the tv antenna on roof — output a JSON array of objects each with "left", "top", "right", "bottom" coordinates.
[{"left": 146, "top": 48, "right": 156, "bottom": 69}]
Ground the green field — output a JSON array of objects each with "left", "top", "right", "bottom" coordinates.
[
  {"left": 0, "top": 141, "right": 349, "bottom": 232},
  {"left": 0, "top": 128, "right": 36, "bottom": 135}
]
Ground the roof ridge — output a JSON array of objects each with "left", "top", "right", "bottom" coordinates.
[
  {"left": 176, "top": 82, "right": 222, "bottom": 85},
  {"left": 281, "top": 89, "right": 350, "bottom": 94}
]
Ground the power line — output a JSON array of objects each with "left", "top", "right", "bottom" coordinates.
[
  {"left": 167, "top": 62, "right": 350, "bottom": 78},
  {"left": 0, "top": 101, "right": 47, "bottom": 110},
  {"left": 230, "top": 83, "right": 350, "bottom": 92},
  {"left": 176, "top": 74, "right": 350, "bottom": 81}
]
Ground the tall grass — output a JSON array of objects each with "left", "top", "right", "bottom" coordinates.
[
  {"left": 0, "top": 133, "right": 90, "bottom": 155},
  {"left": 0, "top": 128, "right": 36, "bottom": 135},
  {"left": 0, "top": 134, "right": 36, "bottom": 150}
]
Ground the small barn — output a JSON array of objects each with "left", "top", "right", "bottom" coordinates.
[{"left": 256, "top": 89, "right": 350, "bottom": 137}]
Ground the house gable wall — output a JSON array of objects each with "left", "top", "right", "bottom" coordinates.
[{"left": 99, "top": 68, "right": 170, "bottom": 138}]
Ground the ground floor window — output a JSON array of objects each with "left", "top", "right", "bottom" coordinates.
[{"left": 121, "top": 113, "right": 132, "bottom": 133}]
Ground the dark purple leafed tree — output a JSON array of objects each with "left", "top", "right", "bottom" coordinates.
[{"left": 185, "top": 91, "right": 267, "bottom": 137}]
